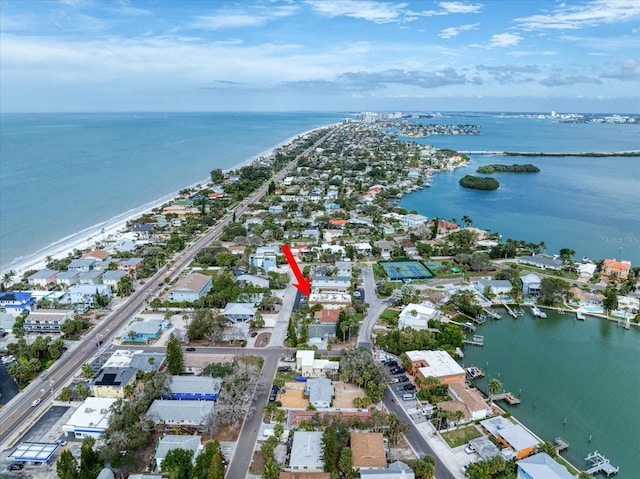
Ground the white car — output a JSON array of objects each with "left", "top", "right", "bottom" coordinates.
[
  {"left": 464, "top": 444, "right": 475, "bottom": 454},
  {"left": 31, "top": 398, "right": 41, "bottom": 407}
]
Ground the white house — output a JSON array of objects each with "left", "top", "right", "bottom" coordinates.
[
  {"left": 154, "top": 435, "right": 202, "bottom": 470},
  {"left": 62, "top": 397, "right": 117, "bottom": 439},
  {"left": 168, "top": 273, "right": 212, "bottom": 303},
  {"left": 147, "top": 400, "right": 214, "bottom": 427},
  {"left": 398, "top": 303, "right": 437, "bottom": 330},
  {"left": 289, "top": 431, "right": 324, "bottom": 471}
]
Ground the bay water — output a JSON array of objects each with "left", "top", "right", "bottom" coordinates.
[{"left": 463, "top": 310, "right": 640, "bottom": 478}]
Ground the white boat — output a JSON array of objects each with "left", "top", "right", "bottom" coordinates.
[
  {"left": 538, "top": 311, "right": 547, "bottom": 318},
  {"left": 576, "top": 311, "right": 585, "bottom": 320}
]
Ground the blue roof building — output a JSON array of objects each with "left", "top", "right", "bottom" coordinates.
[
  {"left": 163, "top": 375, "right": 223, "bottom": 401},
  {"left": 0, "top": 292, "right": 36, "bottom": 316}
]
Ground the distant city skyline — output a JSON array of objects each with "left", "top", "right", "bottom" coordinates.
[{"left": 1, "top": 0, "right": 639, "bottom": 113}]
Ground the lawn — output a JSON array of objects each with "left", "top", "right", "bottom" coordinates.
[{"left": 440, "top": 426, "right": 483, "bottom": 448}]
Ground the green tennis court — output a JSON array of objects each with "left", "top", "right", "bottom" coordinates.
[{"left": 379, "top": 259, "right": 435, "bottom": 280}]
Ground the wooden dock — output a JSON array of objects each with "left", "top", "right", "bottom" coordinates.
[
  {"left": 491, "top": 392, "right": 521, "bottom": 405},
  {"left": 501, "top": 301, "right": 518, "bottom": 318},
  {"left": 463, "top": 335, "right": 484, "bottom": 346},
  {"left": 585, "top": 451, "right": 619, "bottom": 476},
  {"left": 554, "top": 436, "right": 569, "bottom": 453}
]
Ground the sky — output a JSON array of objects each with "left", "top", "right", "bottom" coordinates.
[{"left": 1, "top": 0, "right": 639, "bottom": 113}]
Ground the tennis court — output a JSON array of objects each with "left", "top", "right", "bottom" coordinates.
[{"left": 379, "top": 260, "right": 435, "bottom": 280}]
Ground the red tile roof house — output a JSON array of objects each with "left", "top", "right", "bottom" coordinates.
[{"left": 602, "top": 258, "right": 632, "bottom": 280}]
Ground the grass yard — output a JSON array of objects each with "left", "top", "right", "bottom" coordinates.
[{"left": 440, "top": 425, "right": 483, "bottom": 448}]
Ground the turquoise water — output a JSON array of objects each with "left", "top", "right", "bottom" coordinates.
[
  {"left": 463, "top": 311, "right": 640, "bottom": 478},
  {"left": 0, "top": 112, "right": 345, "bottom": 269},
  {"left": 401, "top": 116, "right": 640, "bottom": 264}
]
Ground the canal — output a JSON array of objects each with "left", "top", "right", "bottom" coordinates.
[{"left": 461, "top": 309, "right": 639, "bottom": 478}]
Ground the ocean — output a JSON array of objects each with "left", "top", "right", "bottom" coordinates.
[
  {"left": 400, "top": 115, "right": 640, "bottom": 265},
  {"left": 0, "top": 112, "right": 345, "bottom": 270}
]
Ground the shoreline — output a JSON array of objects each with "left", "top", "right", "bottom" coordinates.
[{"left": 0, "top": 124, "right": 334, "bottom": 278}]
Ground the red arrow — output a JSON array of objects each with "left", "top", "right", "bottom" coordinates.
[{"left": 281, "top": 244, "right": 311, "bottom": 296}]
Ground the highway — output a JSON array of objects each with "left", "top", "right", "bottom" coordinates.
[{"left": 0, "top": 126, "right": 338, "bottom": 449}]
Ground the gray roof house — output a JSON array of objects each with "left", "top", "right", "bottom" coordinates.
[
  {"left": 68, "top": 259, "right": 97, "bottom": 272},
  {"left": 289, "top": 431, "right": 324, "bottom": 471},
  {"left": 102, "top": 270, "right": 127, "bottom": 289},
  {"left": 28, "top": 269, "right": 59, "bottom": 288},
  {"left": 235, "top": 274, "right": 270, "bottom": 288},
  {"left": 130, "top": 352, "right": 166, "bottom": 372},
  {"left": 360, "top": 461, "right": 415, "bottom": 479},
  {"left": 518, "top": 255, "right": 563, "bottom": 270},
  {"left": 56, "top": 270, "right": 80, "bottom": 286},
  {"left": 165, "top": 375, "right": 223, "bottom": 401},
  {"left": 123, "top": 319, "right": 164, "bottom": 343},
  {"left": 155, "top": 435, "right": 202, "bottom": 470},
  {"left": 78, "top": 270, "right": 104, "bottom": 285},
  {"left": 517, "top": 452, "right": 574, "bottom": 479},
  {"left": 146, "top": 400, "right": 214, "bottom": 427},
  {"left": 520, "top": 273, "right": 542, "bottom": 296},
  {"left": 475, "top": 278, "right": 513, "bottom": 295},
  {"left": 305, "top": 378, "right": 333, "bottom": 408},
  {"left": 223, "top": 302, "right": 257, "bottom": 322}
]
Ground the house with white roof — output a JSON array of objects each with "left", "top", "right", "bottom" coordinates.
[
  {"left": 66, "top": 284, "right": 112, "bottom": 305},
  {"left": 475, "top": 278, "right": 513, "bottom": 296},
  {"left": 154, "top": 435, "right": 202, "bottom": 470},
  {"left": 68, "top": 258, "right": 97, "bottom": 272},
  {"left": 360, "top": 461, "right": 415, "bottom": 479},
  {"left": 480, "top": 416, "right": 539, "bottom": 460},
  {"left": 520, "top": 273, "right": 542, "bottom": 297},
  {"left": 405, "top": 350, "right": 466, "bottom": 385},
  {"left": 399, "top": 213, "right": 428, "bottom": 228},
  {"left": 398, "top": 303, "right": 437, "bottom": 330},
  {"left": 62, "top": 397, "right": 117, "bottom": 439},
  {"left": 289, "top": 431, "right": 324, "bottom": 471},
  {"left": 147, "top": 400, "right": 214, "bottom": 427},
  {"left": 23, "top": 309, "right": 74, "bottom": 334}
]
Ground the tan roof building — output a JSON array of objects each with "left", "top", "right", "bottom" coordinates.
[
  {"left": 82, "top": 249, "right": 111, "bottom": 261},
  {"left": 602, "top": 259, "right": 631, "bottom": 280},
  {"left": 448, "top": 382, "right": 490, "bottom": 420},
  {"left": 406, "top": 350, "right": 466, "bottom": 385},
  {"left": 350, "top": 432, "right": 386, "bottom": 469}
]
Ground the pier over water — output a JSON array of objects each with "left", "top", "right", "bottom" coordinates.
[{"left": 585, "top": 451, "right": 619, "bottom": 476}]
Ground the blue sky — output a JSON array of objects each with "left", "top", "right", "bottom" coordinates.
[{"left": 1, "top": 0, "right": 639, "bottom": 113}]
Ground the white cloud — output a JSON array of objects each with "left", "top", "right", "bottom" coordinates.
[
  {"left": 307, "top": 0, "right": 407, "bottom": 23},
  {"left": 438, "top": 23, "right": 479, "bottom": 39},
  {"left": 190, "top": 5, "right": 299, "bottom": 30},
  {"left": 488, "top": 33, "right": 522, "bottom": 48},
  {"left": 508, "top": 50, "right": 557, "bottom": 57},
  {"left": 439, "top": 1, "right": 483, "bottom": 14},
  {"left": 515, "top": 0, "right": 640, "bottom": 30}
]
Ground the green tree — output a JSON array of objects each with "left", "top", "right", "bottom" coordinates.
[
  {"left": 116, "top": 274, "right": 133, "bottom": 297},
  {"left": 339, "top": 447, "right": 357, "bottom": 479},
  {"left": 59, "top": 386, "right": 73, "bottom": 402},
  {"left": 82, "top": 363, "right": 94, "bottom": 380},
  {"left": 166, "top": 334, "right": 184, "bottom": 375},
  {"left": 56, "top": 449, "right": 79, "bottom": 479},
  {"left": 161, "top": 448, "right": 194, "bottom": 479},
  {"left": 487, "top": 378, "right": 503, "bottom": 396},
  {"left": 260, "top": 435, "right": 278, "bottom": 461},
  {"left": 539, "top": 277, "right": 569, "bottom": 306},
  {"left": 261, "top": 459, "right": 281, "bottom": 479},
  {"left": 539, "top": 441, "right": 557, "bottom": 458},
  {"left": 191, "top": 440, "right": 221, "bottom": 479},
  {"left": 78, "top": 436, "right": 103, "bottom": 479},
  {"left": 414, "top": 454, "right": 436, "bottom": 479},
  {"left": 603, "top": 285, "right": 618, "bottom": 313},
  {"left": 321, "top": 426, "right": 339, "bottom": 472},
  {"left": 286, "top": 319, "right": 298, "bottom": 347}
]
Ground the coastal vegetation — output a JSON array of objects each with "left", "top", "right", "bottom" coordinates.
[
  {"left": 476, "top": 163, "right": 539, "bottom": 173},
  {"left": 374, "top": 322, "right": 464, "bottom": 357},
  {"left": 459, "top": 175, "right": 499, "bottom": 190},
  {"left": 5, "top": 335, "right": 66, "bottom": 388}
]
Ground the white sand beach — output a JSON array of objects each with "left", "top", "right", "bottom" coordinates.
[{"left": 0, "top": 125, "right": 330, "bottom": 280}]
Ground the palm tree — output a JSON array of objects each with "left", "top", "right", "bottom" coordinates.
[
  {"left": 148, "top": 356, "right": 156, "bottom": 371},
  {"left": 487, "top": 378, "right": 503, "bottom": 398}
]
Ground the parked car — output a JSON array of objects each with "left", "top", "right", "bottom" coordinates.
[
  {"left": 185, "top": 347, "right": 196, "bottom": 352},
  {"left": 278, "top": 366, "right": 291, "bottom": 372},
  {"left": 7, "top": 463, "right": 24, "bottom": 471},
  {"left": 397, "top": 376, "right": 410, "bottom": 383},
  {"left": 385, "top": 360, "right": 398, "bottom": 368},
  {"left": 465, "top": 444, "right": 475, "bottom": 454},
  {"left": 250, "top": 331, "right": 258, "bottom": 337},
  {"left": 403, "top": 384, "right": 416, "bottom": 391}
]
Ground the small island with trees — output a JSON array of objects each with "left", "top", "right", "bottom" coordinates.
[
  {"left": 459, "top": 174, "right": 500, "bottom": 190},
  {"left": 476, "top": 163, "right": 540, "bottom": 174}
]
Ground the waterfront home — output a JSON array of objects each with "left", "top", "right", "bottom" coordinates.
[
  {"left": 68, "top": 258, "right": 97, "bottom": 272},
  {"left": 518, "top": 255, "right": 562, "bottom": 271},
  {"left": 118, "top": 258, "right": 143, "bottom": 277},
  {"left": 23, "top": 309, "right": 74, "bottom": 334},
  {"left": 154, "top": 435, "right": 202, "bottom": 470},
  {"left": 66, "top": 284, "right": 112, "bottom": 305},
  {"left": 146, "top": 400, "right": 214, "bottom": 427},
  {"left": 480, "top": 417, "right": 539, "bottom": 460},
  {"left": 62, "top": 397, "right": 117, "bottom": 439},
  {"left": 520, "top": 273, "right": 542, "bottom": 297},
  {"left": 602, "top": 258, "right": 632, "bottom": 280},
  {"left": 90, "top": 367, "right": 138, "bottom": 398},
  {"left": 350, "top": 432, "right": 387, "bottom": 470},
  {"left": 305, "top": 378, "right": 333, "bottom": 408},
  {"left": 569, "top": 287, "right": 604, "bottom": 309},
  {"left": 398, "top": 303, "right": 437, "bottom": 330},
  {"left": 167, "top": 273, "right": 213, "bottom": 303},
  {"left": 577, "top": 262, "right": 597, "bottom": 279},
  {"left": 102, "top": 270, "right": 127, "bottom": 290},
  {"left": 405, "top": 350, "right": 466, "bottom": 385},
  {"left": 447, "top": 381, "right": 491, "bottom": 420},
  {"left": 131, "top": 223, "right": 154, "bottom": 239},
  {"left": 28, "top": 269, "right": 59, "bottom": 288},
  {"left": 122, "top": 319, "right": 163, "bottom": 343},
  {"left": 289, "top": 431, "right": 324, "bottom": 471},
  {"left": 0, "top": 291, "right": 36, "bottom": 316},
  {"left": 399, "top": 213, "right": 429, "bottom": 229},
  {"left": 223, "top": 302, "right": 257, "bottom": 322},
  {"left": 56, "top": 270, "right": 80, "bottom": 287},
  {"left": 81, "top": 250, "right": 111, "bottom": 262},
  {"left": 516, "top": 452, "right": 574, "bottom": 479},
  {"left": 475, "top": 278, "right": 513, "bottom": 296}
]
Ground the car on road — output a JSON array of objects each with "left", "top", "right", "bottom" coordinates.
[
  {"left": 31, "top": 398, "right": 41, "bottom": 407},
  {"left": 7, "top": 463, "right": 24, "bottom": 471},
  {"left": 250, "top": 331, "right": 258, "bottom": 337},
  {"left": 185, "top": 347, "right": 196, "bottom": 352}
]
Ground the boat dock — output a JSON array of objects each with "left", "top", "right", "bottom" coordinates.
[
  {"left": 501, "top": 301, "right": 518, "bottom": 318},
  {"left": 576, "top": 311, "right": 585, "bottom": 320},
  {"left": 483, "top": 308, "right": 501, "bottom": 320},
  {"left": 585, "top": 451, "right": 619, "bottom": 476},
  {"left": 465, "top": 366, "right": 484, "bottom": 379},
  {"left": 462, "top": 321, "right": 477, "bottom": 332},
  {"left": 491, "top": 392, "right": 521, "bottom": 405},
  {"left": 463, "top": 335, "right": 484, "bottom": 346},
  {"left": 554, "top": 436, "right": 569, "bottom": 453},
  {"left": 618, "top": 319, "right": 631, "bottom": 329},
  {"left": 531, "top": 304, "right": 547, "bottom": 318}
]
